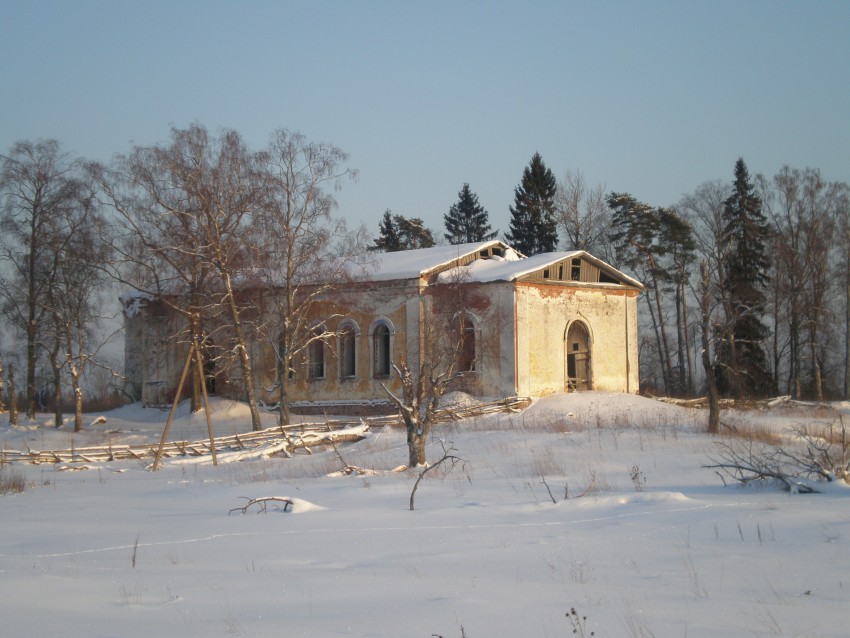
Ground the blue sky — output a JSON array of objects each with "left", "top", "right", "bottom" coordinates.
[{"left": 2, "top": 0, "right": 848, "bottom": 240}]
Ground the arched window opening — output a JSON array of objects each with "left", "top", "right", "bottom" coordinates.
[
  {"left": 339, "top": 324, "right": 357, "bottom": 379},
  {"left": 458, "top": 317, "right": 476, "bottom": 373},
  {"left": 373, "top": 323, "right": 391, "bottom": 378},
  {"left": 308, "top": 328, "right": 326, "bottom": 380}
]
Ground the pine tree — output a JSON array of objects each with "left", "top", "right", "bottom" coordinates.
[
  {"left": 395, "top": 215, "right": 435, "bottom": 249},
  {"left": 716, "top": 158, "right": 773, "bottom": 397},
  {"left": 371, "top": 210, "right": 435, "bottom": 252},
  {"left": 444, "top": 183, "right": 497, "bottom": 244},
  {"left": 505, "top": 153, "right": 558, "bottom": 255}
]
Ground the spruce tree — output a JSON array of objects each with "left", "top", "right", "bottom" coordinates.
[
  {"left": 444, "top": 183, "right": 497, "bottom": 244},
  {"left": 371, "top": 209, "right": 402, "bottom": 252},
  {"left": 716, "top": 158, "right": 773, "bottom": 397},
  {"left": 505, "top": 153, "right": 558, "bottom": 255}
]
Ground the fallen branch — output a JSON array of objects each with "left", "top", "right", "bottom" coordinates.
[
  {"left": 541, "top": 468, "right": 596, "bottom": 502},
  {"left": 409, "top": 441, "right": 467, "bottom": 511},
  {"left": 229, "top": 496, "right": 294, "bottom": 515}
]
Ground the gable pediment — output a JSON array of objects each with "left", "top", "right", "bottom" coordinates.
[{"left": 515, "top": 252, "right": 643, "bottom": 289}]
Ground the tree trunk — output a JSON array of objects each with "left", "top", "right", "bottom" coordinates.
[
  {"left": 643, "top": 292, "right": 669, "bottom": 393},
  {"left": 407, "top": 425, "right": 427, "bottom": 468},
  {"left": 189, "top": 315, "right": 202, "bottom": 413},
  {"left": 727, "top": 332, "right": 742, "bottom": 400},
  {"left": 0, "top": 357, "right": 6, "bottom": 412},
  {"left": 648, "top": 259, "right": 674, "bottom": 393},
  {"left": 846, "top": 250, "right": 850, "bottom": 399},
  {"left": 8, "top": 364, "right": 18, "bottom": 427},
  {"left": 675, "top": 285, "right": 686, "bottom": 395},
  {"left": 789, "top": 308, "right": 801, "bottom": 399},
  {"left": 681, "top": 280, "right": 694, "bottom": 395},
  {"left": 702, "top": 332, "right": 720, "bottom": 434},
  {"left": 26, "top": 216, "right": 38, "bottom": 420},
  {"left": 71, "top": 367, "right": 83, "bottom": 432},
  {"left": 26, "top": 321, "right": 37, "bottom": 420},
  {"left": 278, "top": 363, "right": 291, "bottom": 427},
  {"left": 221, "top": 277, "right": 262, "bottom": 431},
  {"left": 50, "top": 335, "right": 63, "bottom": 428},
  {"left": 772, "top": 273, "right": 781, "bottom": 396},
  {"left": 810, "top": 328, "right": 823, "bottom": 402},
  {"left": 700, "top": 264, "right": 720, "bottom": 434}
]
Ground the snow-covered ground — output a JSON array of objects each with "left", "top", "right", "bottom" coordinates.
[{"left": 1, "top": 393, "right": 848, "bottom": 637}]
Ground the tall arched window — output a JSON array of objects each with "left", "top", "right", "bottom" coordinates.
[
  {"left": 338, "top": 322, "right": 358, "bottom": 379},
  {"left": 458, "top": 317, "right": 476, "bottom": 372},
  {"left": 308, "top": 326, "right": 326, "bottom": 380},
  {"left": 372, "top": 323, "right": 392, "bottom": 378}
]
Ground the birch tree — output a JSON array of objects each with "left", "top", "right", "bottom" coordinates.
[
  {"left": 760, "top": 167, "right": 846, "bottom": 400},
  {"left": 555, "top": 170, "right": 612, "bottom": 258},
  {"left": 254, "top": 129, "right": 362, "bottom": 426},
  {"left": 95, "top": 125, "right": 266, "bottom": 429},
  {"left": 0, "top": 140, "right": 82, "bottom": 418},
  {"left": 382, "top": 275, "right": 492, "bottom": 467}
]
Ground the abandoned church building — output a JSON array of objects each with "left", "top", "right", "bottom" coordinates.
[{"left": 122, "top": 240, "right": 643, "bottom": 412}]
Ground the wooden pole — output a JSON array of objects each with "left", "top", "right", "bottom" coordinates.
[
  {"left": 193, "top": 337, "right": 217, "bottom": 466},
  {"left": 152, "top": 341, "right": 195, "bottom": 471}
]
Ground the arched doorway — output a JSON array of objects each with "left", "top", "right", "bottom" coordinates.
[{"left": 565, "top": 321, "right": 591, "bottom": 391}]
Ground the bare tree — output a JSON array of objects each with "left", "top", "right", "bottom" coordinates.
[
  {"left": 608, "top": 193, "right": 677, "bottom": 393},
  {"left": 679, "top": 181, "right": 736, "bottom": 399},
  {"left": 95, "top": 125, "right": 267, "bottom": 429},
  {"left": 759, "top": 167, "right": 846, "bottom": 400},
  {"left": 47, "top": 189, "right": 114, "bottom": 431},
  {"left": 382, "top": 276, "right": 490, "bottom": 467},
  {"left": 705, "top": 417, "right": 850, "bottom": 492},
  {"left": 555, "top": 170, "right": 612, "bottom": 258},
  {"left": 0, "top": 140, "right": 83, "bottom": 418},
  {"left": 254, "top": 129, "right": 361, "bottom": 426},
  {"left": 92, "top": 140, "right": 216, "bottom": 413}
]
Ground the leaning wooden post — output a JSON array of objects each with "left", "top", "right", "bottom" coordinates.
[
  {"left": 193, "top": 337, "right": 217, "bottom": 466},
  {"left": 152, "top": 341, "right": 195, "bottom": 471}
]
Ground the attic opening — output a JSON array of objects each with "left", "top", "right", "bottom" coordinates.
[
  {"left": 478, "top": 246, "right": 504, "bottom": 260},
  {"left": 570, "top": 258, "right": 581, "bottom": 281}
]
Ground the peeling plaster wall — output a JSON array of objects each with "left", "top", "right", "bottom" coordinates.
[
  {"left": 256, "top": 281, "right": 417, "bottom": 407},
  {"left": 123, "top": 277, "right": 639, "bottom": 410},
  {"left": 124, "top": 299, "right": 190, "bottom": 406},
  {"left": 514, "top": 283, "right": 640, "bottom": 396}
]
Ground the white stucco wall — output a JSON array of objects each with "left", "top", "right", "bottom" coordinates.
[{"left": 513, "top": 283, "right": 640, "bottom": 396}]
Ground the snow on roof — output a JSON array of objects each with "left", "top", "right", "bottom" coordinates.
[
  {"left": 353, "top": 240, "right": 509, "bottom": 281},
  {"left": 448, "top": 250, "right": 582, "bottom": 283},
  {"left": 119, "top": 290, "right": 156, "bottom": 318},
  {"left": 351, "top": 241, "right": 642, "bottom": 288},
  {"left": 437, "top": 250, "right": 643, "bottom": 288}
]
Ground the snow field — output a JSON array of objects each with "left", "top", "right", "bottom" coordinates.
[{"left": 1, "top": 393, "right": 848, "bottom": 637}]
